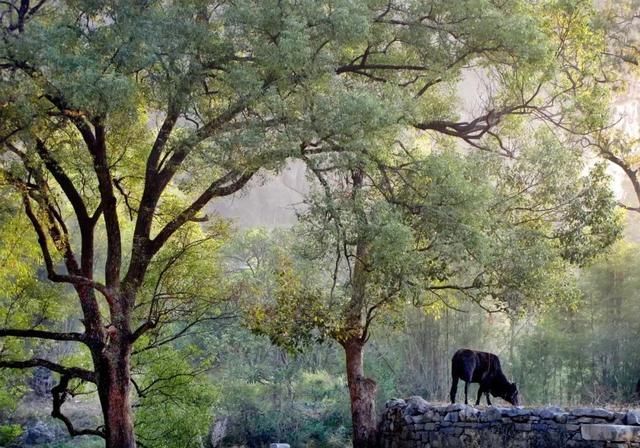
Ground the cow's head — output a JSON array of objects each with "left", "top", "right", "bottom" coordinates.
[{"left": 504, "top": 382, "right": 519, "bottom": 406}]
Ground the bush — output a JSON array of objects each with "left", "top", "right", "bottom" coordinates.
[{"left": 0, "top": 424, "right": 23, "bottom": 446}]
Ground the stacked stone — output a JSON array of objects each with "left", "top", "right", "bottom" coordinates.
[{"left": 380, "top": 397, "right": 640, "bottom": 448}]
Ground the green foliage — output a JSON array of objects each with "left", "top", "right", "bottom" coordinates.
[
  {"left": 242, "top": 132, "right": 620, "bottom": 352},
  {"left": 0, "top": 423, "right": 23, "bottom": 445},
  {"left": 512, "top": 240, "right": 640, "bottom": 404},
  {"left": 134, "top": 346, "right": 220, "bottom": 448},
  {"left": 207, "top": 322, "right": 351, "bottom": 448},
  {"left": 220, "top": 373, "right": 350, "bottom": 448},
  {"left": 42, "top": 439, "right": 105, "bottom": 448}
]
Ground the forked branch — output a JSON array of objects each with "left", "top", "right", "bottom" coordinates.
[{"left": 52, "top": 374, "right": 105, "bottom": 438}]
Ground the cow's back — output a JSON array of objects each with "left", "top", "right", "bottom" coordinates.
[{"left": 452, "top": 349, "right": 500, "bottom": 383}]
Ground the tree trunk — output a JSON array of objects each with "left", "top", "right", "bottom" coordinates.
[
  {"left": 343, "top": 338, "right": 378, "bottom": 448},
  {"left": 95, "top": 328, "right": 136, "bottom": 448}
]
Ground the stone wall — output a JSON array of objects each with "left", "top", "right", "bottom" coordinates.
[{"left": 380, "top": 397, "right": 640, "bottom": 448}]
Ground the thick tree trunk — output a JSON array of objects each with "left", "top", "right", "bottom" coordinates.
[
  {"left": 95, "top": 329, "right": 136, "bottom": 448},
  {"left": 343, "top": 338, "right": 378, "bottom": 448}
]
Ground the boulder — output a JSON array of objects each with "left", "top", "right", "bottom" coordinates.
[
  {"left": 536, "top": 406, "right": 565, "bottom": 420},
  {"left": 626, "top": 410, "right": 640, "bottom": 426},
  {"left": 479, "top": 406, "right": 502, "bottom": 423},
  {"left": 458, "top": 405, "right": 480, "bottom": 422},
  {"left": 445, "top": 403, "right": 465, "bottom": 412},
  {"left": 405, "top": 396, "right": 430, "bottom": 416},
  {"left": 580, "top": 424, "right": 640, "bottom": 442},
  {"left": 386, "top": 398, "right": 407, "bottom": 409},
  {"left": 500, "top": 407, "right": 530, "bottom": 418},
  {"left": 571, "top": 407, "right": 614, "bottom": 420},
  {"left": 21, "top": 421, "right": 57, "bottom": 445},
  {"left": 443, "top": 412, "right": 459, "bottom": 423}
]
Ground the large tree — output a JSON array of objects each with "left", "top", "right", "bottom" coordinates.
[
  {"left": 245, "top": 134, "right": 621, "bottom": 447},
  {"left": 0, "top": 0, "right": 615, "bottom": 446}
]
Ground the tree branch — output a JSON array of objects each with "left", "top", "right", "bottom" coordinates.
[
  {"left": 126, "top": 100, "right": 253, "bottom": 292},
  {"left": 149, "top": 168, "right": 257, "bottom": 254},
  {"left": 415, "top": 106, "right": 520, "bottom": 140},
  {"left": 21, "top": 193, "right": 110, "bottom": 297},
  {"left": 34, "top": 139, "right": 89, "bottom": 223},
  {"left": 52, "top": 374, "right": 105, "bottom": 438},
  {"left": 0, "top": 328, "right": 85, "bottom": 343},
  {"left": 34, "top": 138, "right": 98, "bottom": 276},
  {"left": 0, "top": 357, "right": 95, "bottom": 383},
  {"left": 91, "top": 120, "right": 121, "bottom": 288}
]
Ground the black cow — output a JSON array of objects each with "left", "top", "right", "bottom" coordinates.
[{"left": 449, "top": 348, "right": 519, "bottom": 406}]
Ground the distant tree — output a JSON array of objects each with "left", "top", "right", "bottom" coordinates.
[
  {"left": 573, "top": 0, "right": 640, "bottom": 399},
  {"left": 512, "top": 241, "right": 640, "bottom": 405}
]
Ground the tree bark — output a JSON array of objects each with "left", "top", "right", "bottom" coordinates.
[
  {"left": 95, "top": 341, "right": 135, "bottom": 448},
  {"left": 343, "top": 338, "right": 378, "bottom": 448}
]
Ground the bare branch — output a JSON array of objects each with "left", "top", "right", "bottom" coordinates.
[
  {"left": 52, "top": 374, "right": 105, "bottom": 438},
  {"left": 149, "top": 168, "right": 257, "bottom": 254},
  {"left": 92, "top": 120, "right": 121, "bottom": 288},
  {"left": 0, "top": 357, "right": 95, "bottom": 383},
  {"left": 33, "top": 138, "right": 99, "bottom": 276},
  {"left": 21, "top": 193, "right": 110, "bottom": 297},
  {"left": 0, "top": 328, "right": 85, "bottom": 343}
]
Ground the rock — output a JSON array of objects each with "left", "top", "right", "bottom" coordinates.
[
  {"left": 501, "top": 407, "right": 530, "bottom": 418},
  {"left": 514, "top": 423, "right": 532, "bottom": 431},
  {"left": 410, "top": 415, "right": 425, "bottom": 424},
  {"left": 554, "top": 413, "right": 568, "bottom": 424},
  {"left": 458, "top": 406, "right": 480, "bottom": 422},
  {"left": 626, "top": 410, "right": 640, "bottom": 425},
  {"left": 405, "top": 396, "right": 430, "bottom": 416},
  {"left": 440, "top": 426, "right": 463, "bottom": 436},
  {"left": 479, "top": 406, "right": 502, "bottom": 422},
  {"left": 22, "top": 421, "right": 57, "bottom": 445},
  {"left": 270, "top": 444, "right": 290, "bottom": 448},
  {"left": 571, "top": 407, "right": 614, "bottom": 420},
  {"left": 614, "top": 412, "right": 626, "bottom": 425},
  {"left": 443, "top": 412, "right": 459, "bottom": 423},
  {"left": 445, "top": 403, "right": 465, "bottom": 412},
  {"left": 536, "top": 406, "right": 565, "bottom": 420},
  {"left": 386, "top": 398, "right": 406, "bottom": 409},
  {"left": 425, "top": 410, "right": 437, "bottom": 421},
  {"left": 581, "top": 424, "right": 640, "bottom": 442}
]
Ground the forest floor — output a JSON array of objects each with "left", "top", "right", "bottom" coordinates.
[{"left": 9, "top": 394, "right": 102, "bottom": 448}]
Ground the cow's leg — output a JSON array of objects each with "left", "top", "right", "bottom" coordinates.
[
  {"left": 450, "top": 377, "right": 458, "bottom": 403},
  {"left": 464, "top": 381, "right": 469, "bottom": 405},
  {"left": 475, "top": 386, "right": 483, "bottom": 406},
  {"left": 485, "top": 392, "right": 492, "bottom": 406}
]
